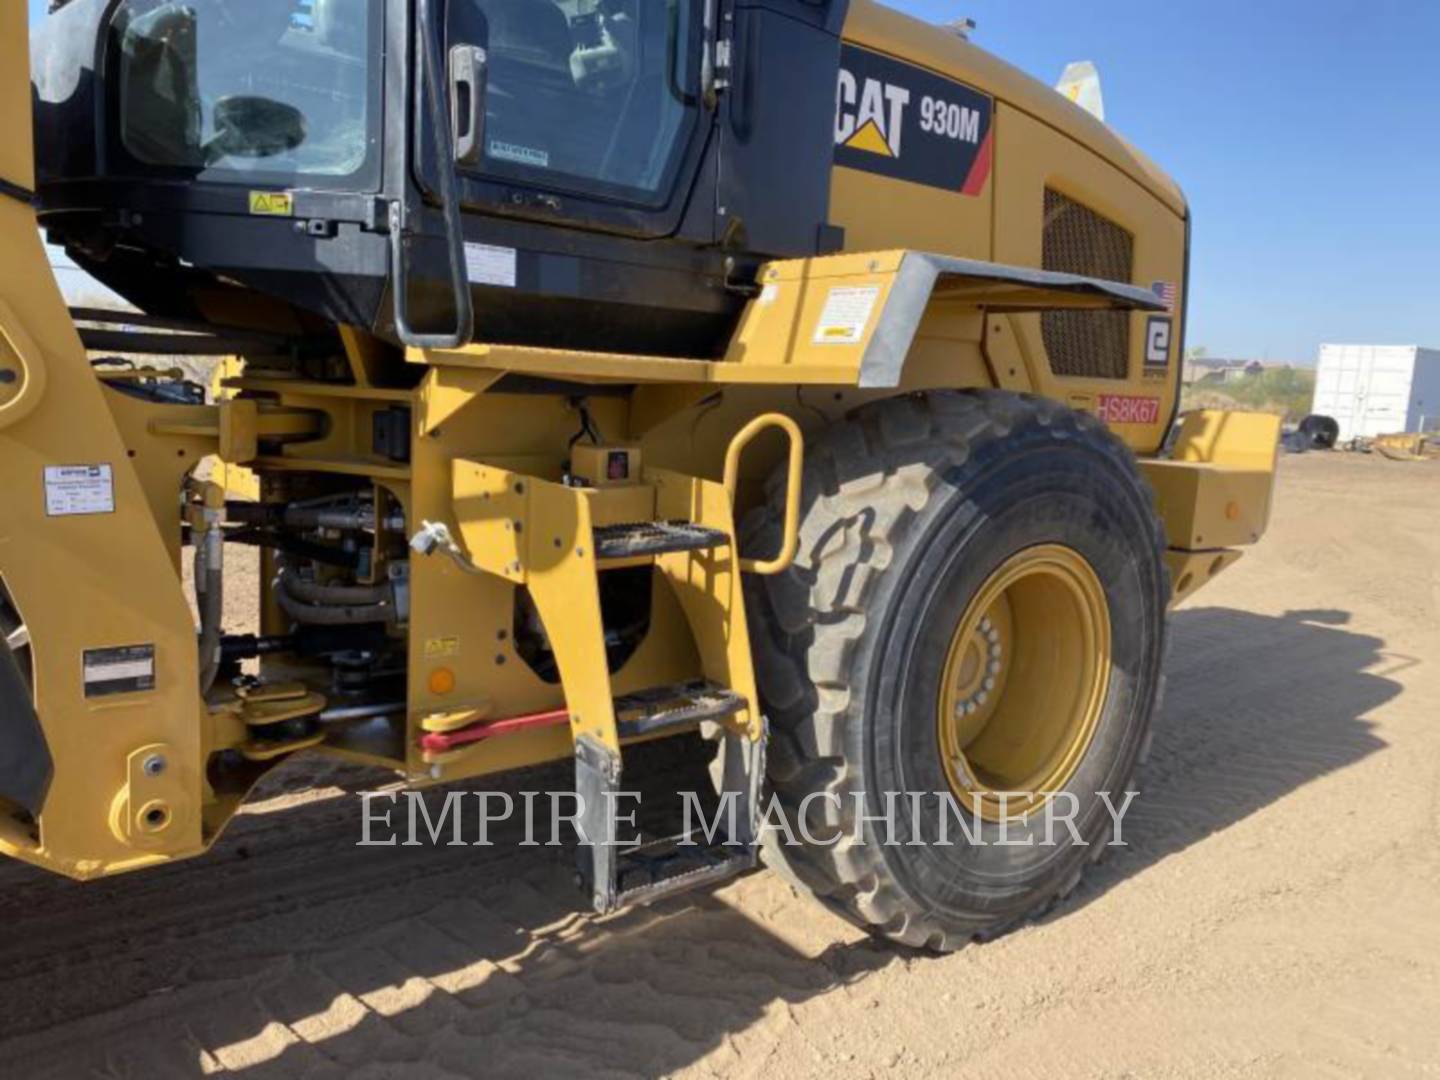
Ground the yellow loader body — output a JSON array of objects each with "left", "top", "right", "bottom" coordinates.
[{"left": 0, "top": 0, "right": 1277, "bottom": 914}]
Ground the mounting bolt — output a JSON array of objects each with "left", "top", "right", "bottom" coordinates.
[{"left": 142, "top": 754, "right": 167, "bottom": 777}]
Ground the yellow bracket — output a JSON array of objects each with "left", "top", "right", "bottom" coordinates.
[
  {"left": 0, "top": 297, "right": 48, "bottom": 430},
  {"left": 652, "top": 469, "right": 763, "bottom": 740},
  {"left": 723, "top": 412, "right": 803, "bottom": 575},
  {"left": 107, "top": 742, "right": 195, "bottom": 852},
  {"left": 148, "top": 400, "right": 322, "bottom": 447},
  {"left": 452, "top": 459, "right": 622, "bottom": 752}
]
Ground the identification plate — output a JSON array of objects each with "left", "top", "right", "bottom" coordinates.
[
  {"left": 44, "top": 465, "right": 114, "bottom": 517},
  {"left": 83, "top": 644, "right": 156, "bottom": 698},
  {"left": 1096, "top": 394, "right": 1162, "bottom": 426}
]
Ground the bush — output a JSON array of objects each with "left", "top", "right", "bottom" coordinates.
[{"left": 1181, "top": 367, "right": 1316, "bottom": 422}]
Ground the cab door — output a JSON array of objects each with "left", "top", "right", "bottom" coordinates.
[
  {"left": 713, "top": 0, "right": 846, "bottom": 256},
  {"left": 417, "top": 0, "right": 713, "bottom": 239}
]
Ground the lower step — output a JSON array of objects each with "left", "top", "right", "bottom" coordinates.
[
  {"left": 613, "top": 833, "right": 757, "bottom": 908},
  {"left": 575, "top": 729, "right": 765, "bottom": 915},
  {"left": 614, "top": 680, "right": 746, "bottom": 740}
]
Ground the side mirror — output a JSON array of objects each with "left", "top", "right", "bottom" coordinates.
[
  {"left": 207, "top": 95, "right": 307, "bottom": 161},
  {"left": 448, "top": 45, "right": 488, "bottom": 168}
]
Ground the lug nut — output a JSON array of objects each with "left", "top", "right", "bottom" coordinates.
[{"left": 142, "top": 754, "right": 167, "bottom": 777}]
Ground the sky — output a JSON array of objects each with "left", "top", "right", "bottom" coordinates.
[{"left": 28, "top": 0, "right": 1440, "bottom": 361}]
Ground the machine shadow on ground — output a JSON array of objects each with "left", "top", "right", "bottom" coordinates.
[
  {"left": 1057, "top": 605, "right": 1398, "bottom": 918},
  {"left": 0, "top": 605, "right": 1400, "bottom": 1079}
]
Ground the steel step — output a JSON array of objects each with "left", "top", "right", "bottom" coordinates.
[
  {"left": 592, "top": 520, "right": 728, "bottom": 560},
  {"left": 613, "top": 680, "right": 746, "bottom": 740},
  {"left": 574, "top": 723, "right": 765, "bottom": 915},
  {"left": 612, "top": 832, "right": 757, "bottom": 908}
]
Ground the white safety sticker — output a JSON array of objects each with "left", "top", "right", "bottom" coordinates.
[
  {"left": 813, "top": 285, "right": 881, "bottom": 345},
  {"left": 464, "top": 243, "right": 518, "bottom": 289},
  {"left": 44, "top": 464, "right": 114, "bottom": 517}
]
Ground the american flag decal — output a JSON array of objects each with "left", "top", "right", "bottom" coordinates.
[{"left": 1150, "top": 280, "right": 1178, "bottom": 313}]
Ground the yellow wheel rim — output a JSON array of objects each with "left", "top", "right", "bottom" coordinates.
[{"left": 937, "top": 544, "right": 1111, "bottom": 822}]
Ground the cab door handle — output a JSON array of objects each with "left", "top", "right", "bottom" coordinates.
[{"left": 449, "top": 44, "right": 488, "bottom": 168}]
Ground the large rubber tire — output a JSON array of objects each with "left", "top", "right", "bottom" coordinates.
[
  {"left": 742, "top": 391, "right": 1169, "bottom": 950},
  {"left": 0, "top": 593, "right": 30, "bottom": 690}
]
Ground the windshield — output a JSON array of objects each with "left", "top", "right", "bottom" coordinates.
[
  {"left": 463, "top": 0, "right": 697, "bottom": 203},
  {"left": 112, "top": 0, "right": 380, "bottom": 184}
]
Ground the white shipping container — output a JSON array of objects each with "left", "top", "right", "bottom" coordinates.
[{"left": 1311, "top": 345, "right": 1440, "bottom": 442}]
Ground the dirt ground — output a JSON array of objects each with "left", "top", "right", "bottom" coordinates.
[{"left": 1, "top": 450, "right": 1438, "bottom": 1079}]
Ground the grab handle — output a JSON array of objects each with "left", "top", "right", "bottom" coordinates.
[
  {"left": 449, "top": 44, "right": 487, "bottom": 167},
  {"left": 723, "top": 413, "right": 803, "bottom": 576}
]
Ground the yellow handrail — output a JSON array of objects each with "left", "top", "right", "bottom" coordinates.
[{"left": 723, "top": 412, "right": 804, "bottom": 575}]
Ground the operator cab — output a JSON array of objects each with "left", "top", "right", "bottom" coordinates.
[{"left": 32, "top": 0, "right": 845, "bottom": 359}]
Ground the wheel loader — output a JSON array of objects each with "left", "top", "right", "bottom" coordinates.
[{"left": 1, "top": 0, "right": 1279, "bottom": 948}]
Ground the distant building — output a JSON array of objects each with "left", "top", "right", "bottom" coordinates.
[{"left": 1181, "top": 357, "right": 1288, "bottom": 386}]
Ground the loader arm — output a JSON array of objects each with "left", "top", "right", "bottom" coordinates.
[{"left": 0, "top": 5, "right": 210, "bottom": 874}]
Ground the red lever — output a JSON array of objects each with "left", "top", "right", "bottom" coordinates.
[{"left": 419, "top": 707, "right": 571, "bottom": 753}]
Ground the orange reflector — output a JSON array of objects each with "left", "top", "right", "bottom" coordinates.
[
  {"left": 428, "top": 667, "right": 456, "bottom": 695},
  {"left": 1225, "top": 501, "right": 1240, "bottom": 521}
]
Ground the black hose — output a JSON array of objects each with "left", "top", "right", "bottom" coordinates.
[
  {"left": 281, "top": 573, "right": 392, "bottom": 607},
  {"left": 275, "top": 586, "right": 393, "bottom": 627}
]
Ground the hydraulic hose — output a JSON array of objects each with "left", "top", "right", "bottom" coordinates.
[
  {"left": 280, "top": 574, "right": 392, "bottom": 607},
  {"left": 274, "top": 567, "right": 396, "bottom": 626}
]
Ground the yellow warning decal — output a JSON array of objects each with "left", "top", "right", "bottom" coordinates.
[
  {"left": 424, "top": 636, "right": 461, "bottom": 659},
  {"left": 248, "top": 191, "right": 294, "bottom": 217}
]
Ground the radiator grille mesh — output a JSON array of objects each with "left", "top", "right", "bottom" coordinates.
[{"left": 1041, "top": 189, "right": 1133, "bottom": 379}]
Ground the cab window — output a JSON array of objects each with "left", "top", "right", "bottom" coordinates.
[
  {"left": 112, "top": 0, "right": 382, "bottom": 185},
  {"left": 459, "top": 0, "right": 700, "bottom": 204}
]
